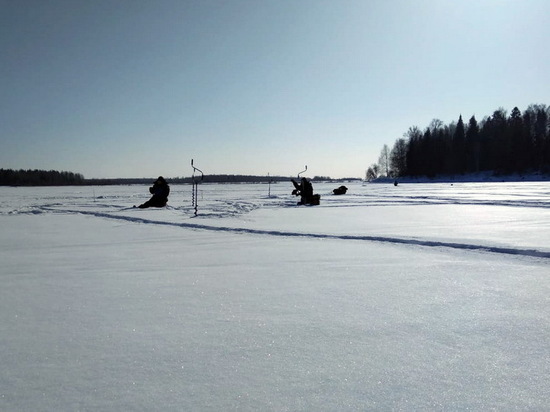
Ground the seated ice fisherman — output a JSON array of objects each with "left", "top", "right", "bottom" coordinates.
[
  {"left": 291, "top": 177, "right": 319, "bottom": 205},
  {"left": 138, "top": 176, "right": 170, "bottom": 208}
]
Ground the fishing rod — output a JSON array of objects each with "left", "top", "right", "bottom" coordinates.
[{"left": 191, "top": 159, "right": 204, "bottom": 216}]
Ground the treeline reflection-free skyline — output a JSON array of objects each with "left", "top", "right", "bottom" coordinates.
[{"left": 372, "top": 104, "right": 549, "bottom": 179}]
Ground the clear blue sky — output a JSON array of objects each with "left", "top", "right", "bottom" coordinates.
[{"left": 1, "top": 0, "right": 549, "bottom": 179}]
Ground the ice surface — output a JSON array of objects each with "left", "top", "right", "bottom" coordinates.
[{"left": 1, "top": 181, "right": 549, "bottom": 411}]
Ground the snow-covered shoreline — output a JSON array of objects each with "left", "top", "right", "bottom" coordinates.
[{"left": 1, "top": 181, "right": 549, "bottom": 411}]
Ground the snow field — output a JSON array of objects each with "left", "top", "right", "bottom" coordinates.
[{"left": 1, "top": 181, "right": 549, "bottom": 411}]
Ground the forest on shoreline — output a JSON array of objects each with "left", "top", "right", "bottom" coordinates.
[
  {"left": 368, "top": 104, "right": 549, "bottom": 180},
  {"left": 0, "top": 169, "right": 86, "bottom": 186}
]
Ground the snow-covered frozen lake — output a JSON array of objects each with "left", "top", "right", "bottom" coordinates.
[{"left": 1, "top": 181, "right": 549, "bottom": 411}]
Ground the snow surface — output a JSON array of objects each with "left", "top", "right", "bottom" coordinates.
[{"left": 1, "top": 181, "right": 549, "bottom": 411}]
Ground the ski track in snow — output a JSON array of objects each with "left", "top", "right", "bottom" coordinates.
[
  {"left": 3, "top": 182, "right": 550, "bottom": 260},
  {"left": 36, "top": 205, "right": 550, "bottom": 260}
]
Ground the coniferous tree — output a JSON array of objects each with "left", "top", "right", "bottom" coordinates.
[
  {"left": 508, "top": 107, "right": 525, "bottom": 172},
  {"left": 543, "top": 106, "right": 550, "bottom": 171},
  {"left": 522, "top": 108, "right": 534, "bottom": 167},
  {"left": 405, "top": 126, "right": 423, "bottom": 176},
  {"left": 533, "top": 105, "right": 549, "bottom": 170},
  {"left": 481, "top": 109, "right": 507, "bottom": 172},
  {"left": 427, "top": 120, "right": 452, "bottom": 175},
  {"left": 452, "top": 115, "right": 466, "bottom": 174},
  {"left": 424, "top": 127, "right": 442, "bottom": 177},
  {"left": 465, "top": 115, "right": 480, "bottom": 173}
]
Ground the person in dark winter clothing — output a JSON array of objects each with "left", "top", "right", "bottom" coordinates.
[
  {"left": 138, "top": 176, "right": 170, "bottom": 208},
  {"left": 291, "top": 177, "right": 319, "bottom": 205}
]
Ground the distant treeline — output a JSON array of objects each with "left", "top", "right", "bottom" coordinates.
[
  {"left": 84, "top": 175, "right": 293, "bottom": 185},
  {"left": 368, "top": 104, "right": 550, "bottom": 179},
  {"left": 0, "top": 169, "right": 85, "bottom": 186},
  {"left": 179, "top": 174, "right": 335, "bottom": 183},
  {"left": 1, "top": 169, "right": 347, "bottom": 186},
  {"left": 86, "top": 175, "right": 341, "bottom": 185}
]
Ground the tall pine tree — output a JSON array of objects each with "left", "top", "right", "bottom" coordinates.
[
  {"left": 452, "top": 115, "right": 466, "bottom": 174},
  {"left": 466, "top": 116, "right": 480, "bottom": 173}
]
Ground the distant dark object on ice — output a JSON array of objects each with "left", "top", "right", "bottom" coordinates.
[
  {"left": 333, "top": 185, "right": 348, "bottom": 195},
  {"left": 394, "top": 180, "right": 398, "bottom": 186}
]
